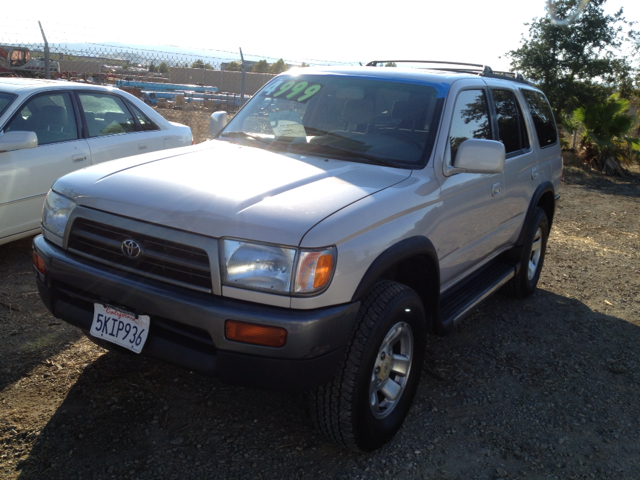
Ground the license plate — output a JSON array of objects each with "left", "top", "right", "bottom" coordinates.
[{"left": 90, "top": 303, "right": 150, "bottom": 354}]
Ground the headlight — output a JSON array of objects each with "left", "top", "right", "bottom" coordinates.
[
  {"left": 42, "top": 190, "right": 76, "bottom": 238},
  {"left": 221, "top": 239, "right": 336, "bottom": 295}
]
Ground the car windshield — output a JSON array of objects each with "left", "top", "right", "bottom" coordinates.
[
  {"left": 220, "top": 74, "right": 443, "bottom": 168},
  {"left": 0, "top": 92, "right": 17, "bottom": 118}
]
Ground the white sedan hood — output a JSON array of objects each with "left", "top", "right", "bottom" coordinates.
[{"left": 53, "top": 141, "right": 411, "bottom": 246}]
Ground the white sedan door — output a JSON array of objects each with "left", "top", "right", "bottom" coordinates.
[
  {"left": 0, "top": 92, "right": 90, "bottom": 243},
  {"left": 77, "top": 92, "right": 151, "bottom": 165}
]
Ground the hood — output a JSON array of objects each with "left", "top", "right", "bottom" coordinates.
[{"left": 54, "top": 140, "right": 412, "bottom": 246}]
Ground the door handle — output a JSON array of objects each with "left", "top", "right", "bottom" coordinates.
[
  {"left": 72, "top": 154, "right": 87, "bottom": 162},
  {"left": 492, "top": 182, "right": 502, "bottom": 197},
  {"left": 138, "top": 143, "right": 147, "bottom": 150}
]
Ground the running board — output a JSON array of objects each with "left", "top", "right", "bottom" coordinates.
[{"left": 438, "top": 260, "right": 518, "bottom": 333}]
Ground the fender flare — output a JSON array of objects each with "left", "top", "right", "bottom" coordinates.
[
  {"left": 351, "top": 235, "right": 440, "bottom": 303},
  {"left": 515, "top": 181, "right": 556, "bottom": 248}
]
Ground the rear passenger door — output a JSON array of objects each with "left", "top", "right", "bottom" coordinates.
[
  {"left": 489, "top": 87, "right": 538, "bottom": 242},
  {"left": 77, "top": 92, "right": 150, "bottom": 165},
  {"left": 127, "top": 102, "right": 168, "bottom": 152}
]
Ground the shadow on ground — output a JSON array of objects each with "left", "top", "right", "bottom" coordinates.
[{"left": 13, "top": 288, "right": 640, "bottom": 480}]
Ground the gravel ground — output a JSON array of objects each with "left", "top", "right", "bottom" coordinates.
[{"left": 1, "top": 162, "right": 639, "bottom": 480}]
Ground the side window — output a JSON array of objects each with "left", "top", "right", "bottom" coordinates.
[
  {"left": 521, "top": 90, "right": 557, "bottom": 148},
  {"left": 78, "top": 94, "right": 135, "bottom": 137},
  {"left": 129, "top": 103, "right": 159, "bottom": 132},
  {"left": 491, "top": 89, "right": 530, "bottom": 155},
  {"left": 449, "top": 89, "right": 491, "bottom": 163},
  {"left": 5, "top": 92, "right": 78, "bottom": 145}
]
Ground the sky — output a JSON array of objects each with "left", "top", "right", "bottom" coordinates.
[{"left": 3, "top": 0, "right": 638, "bottom": 71}]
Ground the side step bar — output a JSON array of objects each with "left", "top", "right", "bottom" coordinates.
[{"left": 437, "top": 260, "right": 518, "bottom": 334}]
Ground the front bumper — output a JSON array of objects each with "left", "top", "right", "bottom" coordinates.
[{"left": 33, "top": 235, "right": 359, "bottom": 390}]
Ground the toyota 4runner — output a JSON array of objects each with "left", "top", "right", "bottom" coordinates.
[{"left": 33, "top": 61, "right": 562, "bottom": 451}]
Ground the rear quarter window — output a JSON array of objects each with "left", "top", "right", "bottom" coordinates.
[{"left": 521, "top": 90, "right": 557, "bottom": 148}]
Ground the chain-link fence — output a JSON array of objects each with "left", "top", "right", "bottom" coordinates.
[{"left": 1, "top": 42, "right": 283, "bottom": 143}]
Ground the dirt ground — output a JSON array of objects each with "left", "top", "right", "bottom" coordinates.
[{"left": 1, "top": 160, "right": 639, "bottom": 480}]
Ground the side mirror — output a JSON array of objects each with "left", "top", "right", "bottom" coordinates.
[
  {"left": 0, "top": 131, "right": 38, "bottom": 152},
  {"left": 209, "top": 111, "right": 228, "bottom": 137},
  {"left": 454, "top": 139, "right": 505, "bottom": 174}
]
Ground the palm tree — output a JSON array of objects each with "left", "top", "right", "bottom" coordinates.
[{"left": 573, "top": 94, "right": 640, "bottom": 176}]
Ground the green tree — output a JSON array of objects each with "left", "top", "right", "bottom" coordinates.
[
  {"left": 158, "top": 62, "right": 170, "bottom": 74},
  {"left": 252, "top": 59, "right": 270, "bottom": 73},
  {"left": 148, "top": 62, "right": 156, "bottom": 73},
  {"left": 507, "top": 0, "right": 638, "bottom": 119},
  {"left": 384, "top": 62, "right": 397, "bottom": 67},
  {"left": 225, "top": 61, "right": 242, "bottom": 71},
  {"left": 573, "top": 94, "right": 640, "bottom": 175},
  {"left": 269, "top": 59, "right": 288, "bottom": 74},
  {"left": 192, "top": 59, "right": 213, "bottom": 69},
  {"left": 300, "top": 62, "right": 310, "bottom": 67}
]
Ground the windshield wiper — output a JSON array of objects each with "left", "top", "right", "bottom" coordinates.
[
  {"left": 303, "top": 127, "right": 366, "bottom": 146},
  {"left": 295, "top": 143, "right": 397, "bottom": 167}
]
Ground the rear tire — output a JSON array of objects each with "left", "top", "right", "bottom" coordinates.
[
  {"left": 308, "top": 280, "right": 427, "bottom": 451},
  {"left": 503, "top": 207, "right": 549, "bottom": 298}
]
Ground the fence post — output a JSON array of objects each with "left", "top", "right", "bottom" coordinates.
[
  {"left": 38, "top": 21, "right": 50, "bottom": 79},
  {"left": 239, "top": 47, "right": 246, "bottom": 105}
]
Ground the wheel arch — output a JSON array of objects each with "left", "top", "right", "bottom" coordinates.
[
  {"left": 516, "top": 181, "right": 556, "bottom": 248},
  {"left": 351, "top": 236, "right": 440, "bottom": 332}
]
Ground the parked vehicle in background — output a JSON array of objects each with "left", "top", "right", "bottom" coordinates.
[
  {"left": 0, "top": 45, "right": 60, "bottom": 78},
  {"left": 33, "top": 61, "right": 561, "bottom": 451},
  {"left": 0, "top": 77, "right": 192, "bottom": 245}
]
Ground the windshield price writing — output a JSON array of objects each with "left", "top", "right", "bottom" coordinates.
[{"left": 262, "top": 79, "right": 323, "bottom": 103}]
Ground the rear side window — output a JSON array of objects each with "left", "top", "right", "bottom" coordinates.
[
  {"left": 491, "top": 89, "right": 530, "bottom": 155},
  {"left": 78, "top": 94, "right": 135, "bottom": 137},
  {"left": 449, "top": 89, "right": 491, "bottom": 163},
  {"left": 129, "top": 103, "right": 159, "bottom": 132},
  {"left": 521, "top": 90, "right": 557, "bottom": 148}
]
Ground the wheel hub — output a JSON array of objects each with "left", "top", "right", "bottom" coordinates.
[
  {"left": 378, "top": 355, "right": 393, "bottom": 382},
  {"left": 368, "top": 321, "right": 414, "bottom": 419}
]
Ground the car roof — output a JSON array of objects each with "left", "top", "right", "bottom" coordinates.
[{"left": 0, "top": 77, "right": 120, "bottom": 95}]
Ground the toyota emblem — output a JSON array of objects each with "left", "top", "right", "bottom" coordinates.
[{"left": 121, "top": 239, "right": 142, "bottom": 259}]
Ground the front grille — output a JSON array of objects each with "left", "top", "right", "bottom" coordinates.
[{"left": 68, "top": 218, "right": 212, "bottom": 292}]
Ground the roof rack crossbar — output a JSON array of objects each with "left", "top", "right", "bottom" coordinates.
[
  {"left": 365, "top": 60, "right": 530, "bottom": 84},
  {"left": 366, "top": 60, "right": 486, "bottom": 68}
]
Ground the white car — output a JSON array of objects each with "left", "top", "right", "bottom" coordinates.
[{"left": 0, "top": 78, "right": 192, "bottom": 245}]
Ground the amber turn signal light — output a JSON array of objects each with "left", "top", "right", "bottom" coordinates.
[
  {"left": 33, "top": 251, "right": 46, "bottom": 275},
  {"left": 225, "top": 320, "right": 287, "bottom": 348}
]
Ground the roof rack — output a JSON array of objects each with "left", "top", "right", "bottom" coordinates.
[{"left": 365, "top": 60, "right": 531, "bottom": 85}]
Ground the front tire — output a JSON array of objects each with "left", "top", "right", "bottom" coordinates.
[
  {"left": 308, "top": 280, "right": 427, "bottom": 451},
  {"left": 504, "top": 207, "right": 549, "bottom": 298}
]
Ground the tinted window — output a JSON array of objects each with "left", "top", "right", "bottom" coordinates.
[
  {"left": 492, "top": 89, "right": 530, "bottom": 155},
  {"left": 224, "top": 75, "right": 442, "bottom": 167},
  {"left": 5, "top": 92, "right": 78, "bottom": 145},
  {"left": 78, "top": 94, "right": 135, "bottom": 137},
  {"left": 449, "top": 89, "right": 491, "bottom": 163},
  {"left": 0, "top": 92, "right": 16, "bottom": 117},
  {"left": 522, "top": 90, "right": 557, "bottom": 147},
  {"left": 129, "top": 103, "right": 159, "bottom": 131}
]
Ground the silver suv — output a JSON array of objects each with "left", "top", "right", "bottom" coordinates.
[{"left": 33, "top": 61, "right": 562, "bottom": 452}]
